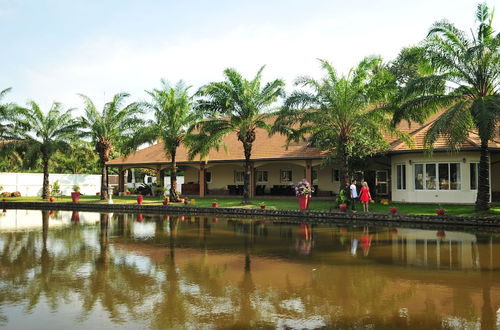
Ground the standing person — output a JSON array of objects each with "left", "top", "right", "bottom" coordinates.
[
  {"left": 359, "top": 181, "right": 372, "bottom": 212},
  {"left": 349, "top": 179, "right": 358, "bottom": 212}
]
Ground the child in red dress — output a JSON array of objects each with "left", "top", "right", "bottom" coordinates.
[{"left": 359, "top": 181, "right": 372, "bottom": 212}]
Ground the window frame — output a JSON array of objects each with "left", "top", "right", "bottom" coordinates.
[
  {"left": 256, "top": 170, "right": 269, "bottom": 183},
  {"left": 234, "top": 171, "right": 244, "bottom": 183},
  {"left": 280, "top": 169, "right": 293, "bottom": 183},
  {"left": 414, "top": 162, "right": 461, "bottom": 191},
  {"left": 396, "top": 164, "right": 406, "bottom": 190},
  {"left": 470, "top": 162, "right": 479, "bottom": 190}
]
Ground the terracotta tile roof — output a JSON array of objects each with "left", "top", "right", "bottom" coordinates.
[
  {"left": 107, "top": 114, "right": 499, "bottom": 166},
  {"left": 107, "top": 127, "right": 326, "bottom": 166}
]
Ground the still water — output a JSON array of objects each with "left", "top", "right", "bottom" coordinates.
[{"left": 0, "top": 209, "right": 499, "bottom": 329}]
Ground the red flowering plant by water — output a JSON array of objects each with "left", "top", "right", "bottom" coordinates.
[{"left": 294, "top": 179, "right": 314, "bottom": 197}]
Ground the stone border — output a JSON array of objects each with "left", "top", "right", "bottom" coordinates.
[{"left": 1, "top": 201, "right": 499, "bottom": 227}]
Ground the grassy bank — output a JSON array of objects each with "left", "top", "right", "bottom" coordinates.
[{"left": 3, "top": 195, "right": 499, "bottom": 218}]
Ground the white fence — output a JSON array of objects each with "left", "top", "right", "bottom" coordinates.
[{"left": 0, "top": 173, "right": 102, "bottom": 196}]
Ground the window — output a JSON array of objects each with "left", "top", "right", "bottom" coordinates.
[
  {"left": 312, "top": 168, "right": 318, "bottom": 185},
  {"left": 414, "top": 163, "right": 461, "bottom": 190},
  {"left": 205, "top": 171, "right": 212, "bottom": 183},
  {"left": 396, "top": 164, "right": 406, "bottom": 190},
  {"left": 234, "top": 171, "right": 244, "bottom": 183},
  {"left": 332, "top": 169, "right": 340, "bottom": 182},
  {"left": 470, "top": 163, "right": 479, "bottom": 190},
  {"left": 256, "top": 170, "right": 268, "bottom": 183},
  {"left": 280, "top": 170, "right": 292, "bottom": 183}
]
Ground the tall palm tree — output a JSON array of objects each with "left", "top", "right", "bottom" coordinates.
[
  {"left": 134, "top": 80, "right": 199, "bottom": 202},
  {"left": 5, "top": 101, "right": 80, "bottom": 198},
  {"left": 192, "top": 67, "right": 285, "bottom": 204},
  {"left": 79, "top": 93, "right": 143, "bottom": 200},
  {"left": 0, "top": 87, "right": 13, "bottom": 138},
  {"left": 392, "top": 3, "right": 499, "bottom": 211},
  {"left": 274, "top": 57, "right": 406, "bottom": 188}
]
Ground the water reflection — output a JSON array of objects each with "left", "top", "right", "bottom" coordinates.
[{"left": 0, "top": 210, "right": 499, "bottom": 329}]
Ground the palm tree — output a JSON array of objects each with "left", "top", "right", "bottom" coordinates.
[
  {"left": 193, "top": 67, "right": 285, "bottom": 204},
  {"left": 134, "top": 80, "right": 199, "bottom": 202},
  {"left": 392, "top": 3, "right": 499, "bottom": 211},
  {"left": 5, "top": 101, "right": 80, "bottom": 198},
  {"left": 274, "top": 57, "right": 406, "bottom": 188},
  {"left": 0, "top": 87, "right": 13, "bottom": 138},
  {"left": 79, "top": 93, "right": 143, "bottom": 200}
]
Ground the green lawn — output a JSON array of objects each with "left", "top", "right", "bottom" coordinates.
[{"left": 3, "top": 195, "right": 499, "bottom": 218}]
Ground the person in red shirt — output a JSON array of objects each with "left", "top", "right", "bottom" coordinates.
[{"left": 359, "top": 181, "right": 372, "bottom": 212}]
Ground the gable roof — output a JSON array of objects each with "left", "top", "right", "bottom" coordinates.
[{"left": 107, "top": 114, "right": 499, "bottom": 166}]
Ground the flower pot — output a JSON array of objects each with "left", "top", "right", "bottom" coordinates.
[
  {"left": 212, "top": 202, "right": 218, "bottom": 207},
  {"left": 2, "top": 198, "right": 6, "bottom": 202},
  {"left": 212, "top": 217, "right": 219, "bottom": 223},
  {"left": 71, "top": 192, "right": 80, "bottom": 203},
  {"left": 164, "top": 196, "right": 170, "bottom": 203},
  {"left": 184, "top": 200, "right": 189, "bottom": 205},
  {"left": 137, "top": 195, "right": 143, "bottom": 205},
  {"left": 162, "top": 200, "right": 169, "bottom": 205},
  {"left": 260, "top": 205, "right": 265, "bottom": 209},
  {"left": 136, "top": 214, "right": 144, "bottom": 222},
  {"left": 436, "top": 230, "right": 446, "bottom": 238},
  {"left": 389, "top": 207, "right": 397, "bottom": 214},
  {"left": 339, "top": 203, "right": 347, "bottom": 212},
  {"left": 298, "top": 195, "right": 309, "bottom": 210},
  {"left": 49, "top": 197, "right": 55, "bottom": 203},
  {"left": 436, "top": 209, "right": 446, "bottom": 216},
  {"left": 178, "top": 198, "right": 185, "bottom": 203}
]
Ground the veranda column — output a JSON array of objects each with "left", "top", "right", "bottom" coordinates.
[
  {"left": 118, "top": 167, "right": 125, "bottom": 193},
  {"left": 305, "top": 160, "right": 313, "bottom": 184},
  {"left": 199, "top": 163, "right": 206, "bottom": 198}
]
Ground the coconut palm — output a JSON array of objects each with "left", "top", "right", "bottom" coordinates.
[
  {"left": 0, "top": 87, "right": 13, "bottom": 138},
  {"left": 79, "top": 93, "right": 143, "bottom": 200},
  {"left": 134, "top": 80, "right": 199, "bottom": 202},
  {"left": 392, "top": 3, "right": 500, "bottom": 211},
  {"left": 5, "top": 101, "right": 80, "bottom": 198},
  {"left": 274, "top": 57, "right": 406, "bottom": 188},
  {"left": 192, "top": 67, "right": 285, "bottom": 204}
]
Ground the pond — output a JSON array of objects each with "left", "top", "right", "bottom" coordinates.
[{"left": 0, "top": 209, "right": 499, "bottom": 329}]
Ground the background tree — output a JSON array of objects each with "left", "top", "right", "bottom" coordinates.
[
  {"left": 50, "top": 141, "right": 100, "bottom": 174},
  {"left": 391, "top": 3, "right": 499, "bottom": 211},
  {"left": 274, "top": 57, "right": 407, "bottom": 188},
  {"left": 134, "top": 80, "right": 199, "bottom": 202},
  {"left": 192, "top": 67, "right": 285, "bottom": 204},
  {"left": 4, "top": 102, "right": 80, "bottom": 198},
  {"left": 80, "top": 93, "right": 143, "bottom": 200},
  {"left": 0, "top": 88, "right": 13, "bottom": 139}
]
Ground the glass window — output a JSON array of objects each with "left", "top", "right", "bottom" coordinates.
[
  {"left": 332, "top": 169, "right": 340, "bottom": 182},
  {"left": 256, "top": 170, "right": 268, "bottom": 183},
  {"left": 234, "top": 171, "right": 244, "bottom": 183},
  {"left": 438, "top": 163, "right": 449, "bottom": 190},
  {"left": 205, "top": 172, "right": 212, "bottom": 183},
  {"left": 414, "top": 164, "right": 423, "bottom": 190},
  {"left": 470, "top": 163, "right": 478, "bottom": 190},
  {"left": 450, "top": 163, "right": 460, "bottom": 190},
  {"left": 425, "top": 164, "right": 436, "bottom": 190},
  {"left": 280, "top": 170, "right": 292, "bottom": 183},
  {"left": 312, "top": 168, "right": 318, "bottom": 185},
  {"left": 396, "top": 164, "right": 406, "bottom": 190}
]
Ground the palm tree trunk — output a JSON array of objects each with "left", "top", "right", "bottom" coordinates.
[
  {"left": 242, "top": 142, "right": 252, "bottom": 204},
  {"left": 42, "top": 151, "right": 50, "bottom": 199},
  {"left": 100, "top": 161, "right": 108, "bottom": 200},
  {"left": 170, "top": 149, "right": 179, "bottom": 202},
  {"left": 475, "top": 139, "right": 490, "bottom": 211}
]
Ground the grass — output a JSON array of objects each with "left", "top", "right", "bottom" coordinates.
[{"left": 3, "top": 195, "right": 499, "bottom": 218}]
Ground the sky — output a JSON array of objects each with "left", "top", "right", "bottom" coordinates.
[{"left": 0, "top": 0, "right": 496, "bottom": 111}]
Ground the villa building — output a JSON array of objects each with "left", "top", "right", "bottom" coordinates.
[{"left": 107, "top": 116, "right": 500, "bottom": 204}]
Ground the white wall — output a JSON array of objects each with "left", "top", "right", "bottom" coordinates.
[
  {"left": 391, "top": 152, "right": 480, "bottom": 204},
  {"left": 0, "top": 173, "right": 102, "bottom": 196}
]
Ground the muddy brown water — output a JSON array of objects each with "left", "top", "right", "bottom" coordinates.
[{"left": 0, "top": 209, "right": 499, "bottom": 329}]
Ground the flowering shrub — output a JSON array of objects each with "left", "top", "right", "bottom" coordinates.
[{"left": 294, "top": 179, "right": 314, "bottom": 197}]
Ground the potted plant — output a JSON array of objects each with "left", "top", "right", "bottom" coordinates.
[
  {"left": 436, "top": 208, "right": 446, "bottom": 216},
  {"left": 212, "top": 199, "right": 219, "bottom": 207},
  {"left": 71, "top": 185, "right": 81, "bottom": 203},
  {"left": 339, "top": 203, "right": 348, "bottom": 212},
  {"left": 295, "top": 179, "right": 314, "bottom": 210},
  {"left": 190, "top": 199, "right": 196, "bottom": 205},
  {"left": 49, "top": 196, "right": 55, "bottom": 202},
  {"left": 183, "top": 199, "right": 189, "bottom": 205},
  {"left": 162, "top": 198, "right": 169, "bottom": 205},
  {"left": 389, "top": 207, "right": 398, "bottom": 214},
  {"left": 137, "top": 195, "right": 144, "bottom": 205},
  {"left": 260, "top": 202, "right": 266, "bottom": 209},
  {"left": 51, "top": 181, "right": 60, "bottom": 197}
]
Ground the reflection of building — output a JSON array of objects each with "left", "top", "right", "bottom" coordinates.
[{"left": 391, "top": 228, "right": 479, "bottom": 270}]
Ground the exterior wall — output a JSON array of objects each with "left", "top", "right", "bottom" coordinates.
[
  {"left": 253, "top": 162, "right": 304, "bottom": 194},
  {"left": 391, "top": 152, "right": 480, "bottom": 204},
  {"left": 206, "top": 164, "right": 245, "bottom": 190},
  {"left": 317, "top": 166, "right": 341, "bottom": 194},
  {"left": 491, "top": 152, "right": 500, "bottom": 202},
  {"left": 0, "top": 173, "right": 102, "bottom": 197}
]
